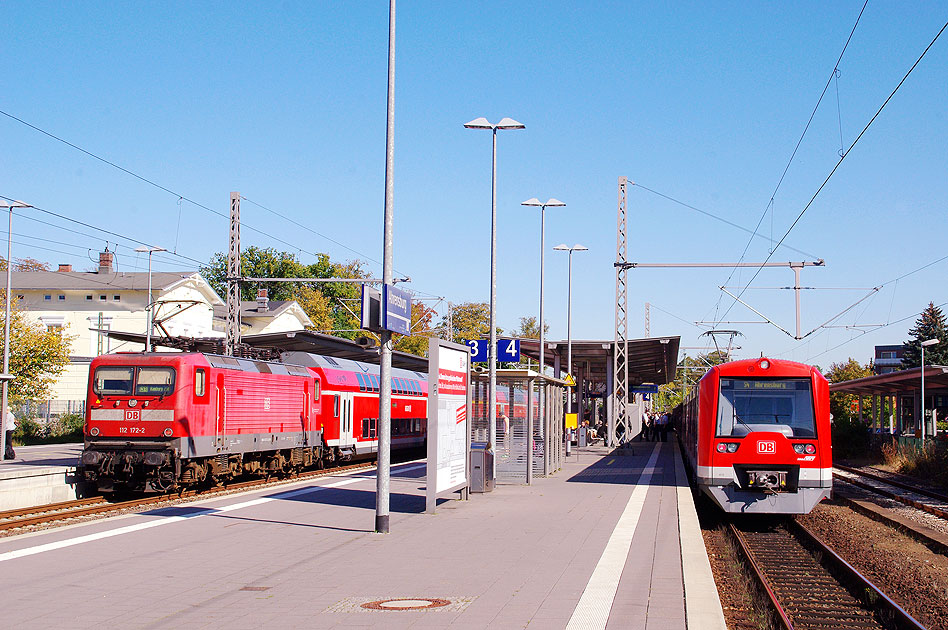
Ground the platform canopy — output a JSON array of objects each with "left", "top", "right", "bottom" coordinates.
[
  {"left": 829, "top": 365, "right": 948, "bottom": 395},
  {"left": 517, "top": 336, "right": 680, "bottom": 387},
  {"left": 102, "top": 329, "right": 429, "bottom": 372}
]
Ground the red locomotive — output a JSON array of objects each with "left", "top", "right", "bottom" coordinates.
[
  {"left": 78, "top": 351, "right": 428, "bottom": 492},
  {"left": 678, "top": 357, "right": 831, "bottom": 514}
]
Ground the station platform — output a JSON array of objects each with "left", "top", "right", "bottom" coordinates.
[
  {"left": 0, "top": 442, "right": 82, "bottom": 510},
  {"left": 0, "top": 440, "right": 725, "bottom": 629}
]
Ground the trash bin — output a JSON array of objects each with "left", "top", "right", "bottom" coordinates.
[{"left": 470, "top": 442, "right": 495, "bottom": 493}]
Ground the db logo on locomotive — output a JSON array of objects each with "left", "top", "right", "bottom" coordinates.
[
  {"left": 124, "top": 410, "right": 141, "bottom": 421},
  {"left": 757, "top": 440, "right": 776, "bottom": 455}
]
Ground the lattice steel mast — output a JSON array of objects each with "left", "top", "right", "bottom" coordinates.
[
  {"left": 226, "top": 192, "right": 241, "bottom": 356},
  {"left": 611, "top": 177, "right": 630, "bottom": 447}
]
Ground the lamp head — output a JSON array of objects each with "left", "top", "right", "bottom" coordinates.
[
  {"left": 463, "top": 117, "right": 492, "bottom": 129},
  {"left": 544, "top": 198, "right": 565, "bottom": 207},
  {"left": 522, "top": 198, "right": 542, "bottom": 207},
  {"left": 573, "top": 244, "right": 588, "bottom": 251},
  {"left": 553, "top": 244, "right": 570, "bottom": 251},
  {"left": 921, "top": 338, "right": 939, "bottom": 347},
  {"left": 495, "top": 117, "right": 525, "bottom": 129}
]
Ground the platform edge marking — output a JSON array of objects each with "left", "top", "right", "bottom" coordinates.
[
  {"left": 674, "top": 441, "right": 727, "bottom": 630},
  {"left": 565, "top": 443, "right": 661, "bottom": 630}
]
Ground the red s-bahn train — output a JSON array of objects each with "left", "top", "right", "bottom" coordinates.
[
  {"left": 78, "top": 351, "right": 428, "bottom": 493},
  {"left": 678, "top": 357, "right": 832, "bottom": 514}
]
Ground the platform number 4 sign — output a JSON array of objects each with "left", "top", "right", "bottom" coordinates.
[{"left": 497, "top": 339, "right": 520, "bottom": 363}]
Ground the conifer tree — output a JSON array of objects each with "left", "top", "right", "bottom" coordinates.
[{"left": 901, "top": 302, "right": 948, "bottom": 368}]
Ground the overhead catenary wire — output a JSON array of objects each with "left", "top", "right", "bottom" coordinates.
[
  {"left": 715, "top": 17, "right": 948, "bottom": 330},
  {"left": 714, "top": 0, "right": 869, "bottom": 323},
  {"left": 0, "top": 109, "right": 392, "bottom": 273}
]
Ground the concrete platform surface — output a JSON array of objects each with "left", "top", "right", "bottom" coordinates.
[
  {"left": 0, "top": 440, "right": 725, "bottom": 629},
  {"left": 0, "top": 443, "right": 83, "bottom": 510}
]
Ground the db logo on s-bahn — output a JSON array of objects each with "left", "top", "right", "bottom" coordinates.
[{"left": 757, "top": 440, "right": 776, "bottom": 455}]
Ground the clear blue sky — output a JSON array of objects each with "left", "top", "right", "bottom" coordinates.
[{"left": 2, "top": 2, "right": 947, "bottom": 370}]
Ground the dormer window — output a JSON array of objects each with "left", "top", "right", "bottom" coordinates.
[
  {"left": 58, "top": 295, "right": 65, "bottom": 301},
  {"left": 113, "top": 295, "right": 121, "bottom": 301},
  {"left": 99, "top": 295, "right": 107, "bottom": 301},
  {"left": 86, "top": 295, "right": 93, "bottom": 300},
  {"left": 44, "top": 295, "right": 51, "bottom": 301}
]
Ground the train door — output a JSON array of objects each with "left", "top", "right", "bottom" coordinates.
[
  {"left": 215, "top": 373, "right": 225, "bottom": 449},
  {"left": 338, "top": 392, "right": 356, "bottom": 448}
]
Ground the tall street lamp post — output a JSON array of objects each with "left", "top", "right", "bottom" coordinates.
[
  {"left": 464, "top": 117, "right": 524, "bottom": 465},
  {"left": 0, "top": 200, "right": 31, "bottom": 462},
  {"left": 521, "top": 197, "right": 565, "bottom": 378},
  {"left": 553, "top": 243, "right": 587, "bottom": 412},
  {"left": 921, "top": 338, "right": 938, "bottom": 444},
  {"left": 135, "top": 246, "right": 167, "bottom": 353}
]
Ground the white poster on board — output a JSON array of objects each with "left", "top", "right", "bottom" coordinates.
[{"left": 426, "top": 338, "right": 470, "bottom": 513}]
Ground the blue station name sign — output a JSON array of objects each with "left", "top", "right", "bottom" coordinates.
[{"left": 382, "top": 284, "right": 411, "bottom": 335}]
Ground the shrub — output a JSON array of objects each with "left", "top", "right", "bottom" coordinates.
[
  {"left": 831, "top": 415, "right": 871, "bottom": 459},
  {"left": 882, "top": 439, "right": 948, "bottom": 490}
]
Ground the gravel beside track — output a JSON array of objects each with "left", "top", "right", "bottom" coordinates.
[{"left": 799, "top": 501, "right": 948, "bottom": 630}]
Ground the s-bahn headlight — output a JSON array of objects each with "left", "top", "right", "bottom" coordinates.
[
  {"left": 89, "top": 427, "right": 100, "bottom": 437},
  {"left": 804, "top": 443, "right": 816, "bottom": 455},
  {"left": 716, "top": 442, "right": 739, "bottom": 453},
  {"left": 758, "top": 359, "right": 770, "bottom": 370}
]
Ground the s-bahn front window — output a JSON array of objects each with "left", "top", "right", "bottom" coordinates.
[{"left": 717, "top": 378, "right": 816, "bottom": 438}]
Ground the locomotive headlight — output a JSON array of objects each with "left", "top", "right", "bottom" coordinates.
[
  {"left": 128, "top": 398, "right": 138, "bottom": 408},
  {"left": 162, "top": 428, "right": 173, "bottom": 438},
  {"left": 90, "top": 427, "right": 100, "bottom": 437}
]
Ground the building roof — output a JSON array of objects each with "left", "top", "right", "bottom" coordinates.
[
  {"left": 518, "top": 336, "right": 681, "bottom": 386},
  {"left": 12, "top": 270, "right": 202, "bottom": 292},
  {"left": 103, "top": 329, "right": 429, "bottom": 371},
  {"left": 829, "top": 365, "right": 948, "bottom": 395},
  {"left": 212, "top": 300, "right": 298, "bottom": 320}
]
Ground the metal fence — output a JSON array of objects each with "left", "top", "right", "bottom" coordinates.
[{"left": 16, "top": 399, "right": 86, "bottom": 421}]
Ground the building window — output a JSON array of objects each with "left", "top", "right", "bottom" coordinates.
[
  {"left": 881, "top": 351, "right": 897, "bottom": 359},
  {"left": 58, "top": 295, "right": 66, "bottom": 301},
  {"left": 86, "top": 295, "right": 93, "bottom": 300},
  {"left": 44, "top": 295, "right": 51, "bottom": 300},
  {"left": 99, "top": 295, "right": 107, "bottom": 301},
  {"left": 16, "top": 295, "right": 23, "bottom": 300},
  {"left": 113, "top": 295, "right": 121, "bottom": 301}
]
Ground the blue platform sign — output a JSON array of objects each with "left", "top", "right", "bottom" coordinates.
[
  {"left": 381, "top": 284, "right": 411, "bottom": 335},
  {"left": 464, "top": 339, "right": 520, "bottom": 363},
  {"left": 466, "top": 339, "right": 489, "bottom": 362},
  {"left": 631, "top": 384, "right": 660, "bottom": 394},
  {"left": 497, "top": 338, "right": 520, "bottom": 363}
]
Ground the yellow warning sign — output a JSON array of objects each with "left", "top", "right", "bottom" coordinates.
[{"left": 563, "top": 373, "right": 576, "bottom": 387}]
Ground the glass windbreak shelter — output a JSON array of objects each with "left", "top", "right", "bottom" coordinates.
[{"left": 471, "top": 369, "right": 566, "bottom": 484}]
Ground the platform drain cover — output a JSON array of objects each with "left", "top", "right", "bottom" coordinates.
[
  {"left": 325, "top": 596, "right": 474, "bottom": 613},
  {"left": 362, "top": 598, "right": 451, "bottom": 611},
  {"left": 239, "top": 586, "right": 271, "bottom": 592}
]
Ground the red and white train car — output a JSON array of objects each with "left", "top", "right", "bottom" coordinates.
[
  {"left": 679, "top": 357, "right": 832, "bottom": 514},
  {"left": 79, "top": 351, "right": 427, "bottom": 492}
]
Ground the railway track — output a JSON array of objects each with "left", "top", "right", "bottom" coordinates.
[
  {"left": 834, "top": 464, "right": 948, "bottom": 520},
  {"left": 727, "top": 518, "right": 926, "bottom": 630},
  {"left": 0, "top": 459, "right": 384, "bottom": 534}
]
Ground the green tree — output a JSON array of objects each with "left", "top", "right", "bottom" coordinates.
[
  {"left": 652, "top": 352, "right": 729, "bottom": 412},
  {"left": 440, "top": 302, "right": 503, "bottom": 344},
  {"left": 201, "top": 247, "right": 368, "bottom": 340},
  {"left": 824, "top": 358, "right": 873, "bottom": 422},
  {"left": 902, "top": 302, "right": 948, "bottom": 368},
  {"left": 393, "top": 302, "right": 437, "bottom": 357},
  {"left": 0, "top": 302, "right": 73, "bottom": 406}
]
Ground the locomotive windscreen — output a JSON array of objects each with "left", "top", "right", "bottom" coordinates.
[
  {"left": 93, "top": 366, "right": 176, "bottom": 397},
  {"left": 716, "top": 378, "right": 816, "bottom": 438}
]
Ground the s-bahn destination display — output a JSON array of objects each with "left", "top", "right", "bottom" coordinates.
[{"left": 426, "top": 337, "right": 471, "bottom": 513}]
